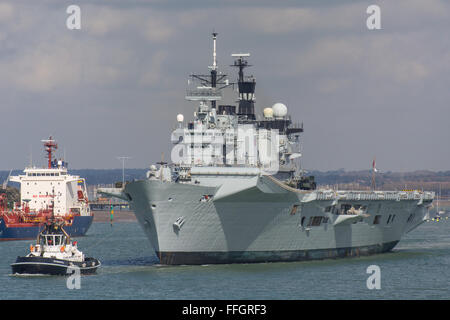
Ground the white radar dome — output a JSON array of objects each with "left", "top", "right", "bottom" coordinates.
[
  {"left": 263, "top": 107, "right": 274, "bottom": 118},
  {"left": 176, "top": 114, "right": 184, "bottom": 122},
  {"left": 272, "top": 103, "right": 288, "bottom": 118}
]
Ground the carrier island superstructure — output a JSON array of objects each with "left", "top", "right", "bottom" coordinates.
[{"left": 101, "top": 34, "right": 434, "bottom": 264}]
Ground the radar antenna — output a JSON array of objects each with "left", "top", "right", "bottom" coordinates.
[{"left": 186, "top": 32, "right": 232, "bottom": 108}]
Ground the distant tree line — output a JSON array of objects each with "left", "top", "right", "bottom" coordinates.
[
  {"left": 1, "top": 169, "right": 450, "bottom": 197},
  {"left": 0, "top": 186, "right": 20, "bottom": 207}
]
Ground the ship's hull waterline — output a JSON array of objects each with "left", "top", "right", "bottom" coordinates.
[
  {"left": 0, "top": 215, "right": 94, "bottom": 241},
  {"left": 11, "top": 256, "right": 100, "bottom": 275},
  {"left": 155, "top": 241, "right": 400, "bottom": 265},
  {"left": 123, "top": 176, "right": 432, "bottom": 265}
]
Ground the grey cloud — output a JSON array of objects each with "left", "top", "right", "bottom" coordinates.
[{"left": 0, "top": 0, "right": 449, "bottom": 172}]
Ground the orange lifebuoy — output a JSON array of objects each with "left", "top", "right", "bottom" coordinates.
[{"left": 60, "top": 245, "right": 65, "bottom": 253}]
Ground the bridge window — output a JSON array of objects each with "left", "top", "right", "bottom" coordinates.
[{"left": 45, "top": 236, "right": 54, "bottom": 245}]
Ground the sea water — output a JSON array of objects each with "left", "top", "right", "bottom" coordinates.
[{"left": 1, "top": 219, "right": 449, "bottom": 300}]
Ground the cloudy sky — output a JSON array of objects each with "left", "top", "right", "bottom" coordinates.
[{"left": 0, "top": 0, "right": 449, "bottom": 172}]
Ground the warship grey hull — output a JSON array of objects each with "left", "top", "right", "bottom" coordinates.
[
  {"left": 122, "top": 175, "right": 432, "bottom": 265},
  {"left": 156, "top": 241, "right": 399, "bottom": 265}
]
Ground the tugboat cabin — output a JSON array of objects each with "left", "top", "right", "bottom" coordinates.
[
  {"left": 37, "top": 222, "right": 70, "bottom": 251},
  {"left": 39, "top": 233, "right": 69, "bottom": 247}
]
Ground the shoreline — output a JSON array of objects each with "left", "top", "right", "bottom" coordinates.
[{"left": 92, "top": 210, "right": 136, "bottom": 223}]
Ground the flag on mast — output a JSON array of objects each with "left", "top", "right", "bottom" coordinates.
[
  {"left": 372, "top": 158, "right": 378, "bottom": 172},
  {"left": 371, "top": 157, "right": 377, "bottom": 190}
]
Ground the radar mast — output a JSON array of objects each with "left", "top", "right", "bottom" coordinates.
[
  {"left": 231, "top": 53, "right": 256, "bottom": 120},
  {"left": 186, "top": 32, "right": 230, "bottom": 108},
  {"left": 41, "top": 136, "right": 58, "bottom": 169}
]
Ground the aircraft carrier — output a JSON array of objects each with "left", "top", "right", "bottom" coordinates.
[{"left": 101, "top": 34, "right": 434, "bottom": 265}]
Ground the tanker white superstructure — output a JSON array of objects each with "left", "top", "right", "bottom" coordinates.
[
  {"left": 10, "top": 165, "right": 90, "bottom": 218},
  {"left": 10, "top": 137, "right": 90, "bottom": 218},
  {"left": 101, "top": 34, "right": 434, "bottom": 265}
]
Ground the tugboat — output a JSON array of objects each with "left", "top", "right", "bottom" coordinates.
[{"left": 11, "top": 197, "right": 100, "bottom": 275}]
